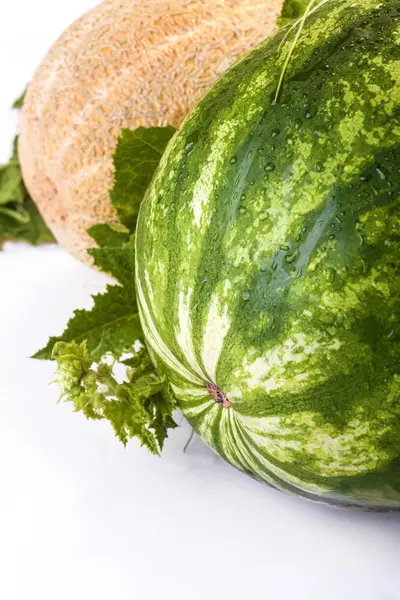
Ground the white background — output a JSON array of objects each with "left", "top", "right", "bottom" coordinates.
[{"left": 1, "top": 2, "right": 399, "bottom": 599}]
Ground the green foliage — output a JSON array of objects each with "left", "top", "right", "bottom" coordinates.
[
  {"left": 0, "top": 94, "right": 54, "bottom": 247},
  {"left": 87, "top": 225, "right": 135, "bottom": 282},
  {"left": 110, "top": 126, "right": 176, "bottom": 230},
  {"left": 278, "top": 0, "right": 310, "bottom": 26},
  {"left": 35, "top": 126, "right": 178, "bottom": 453},
  {"left": 53, "top": 341, "right": 176, "bottom": 452},
  {"left": 34, "top": 281, "right": 144, "bottom": 362},
  {"left": 12, "top": 89, "right": 26, "bottom": 109}
]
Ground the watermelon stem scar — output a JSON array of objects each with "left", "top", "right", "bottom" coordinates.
[{"left": 205, "top": 382, "right": 232, "bottom": 408}]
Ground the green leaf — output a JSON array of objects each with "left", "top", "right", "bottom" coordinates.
[
  {"left": 0, "top": 204, "right": 30, "bottom": 223},
  {"left": 52, "top": 341, "right": 177, "bottom": 453},
  {"left": 12, "top": 89, "right": 27, "bottom": 109},
  {"left": 88, "top": 222, "right": 130, "bottom": 248},
  {"left": 18, "top": 197, "right": 56, "bottom": 245},
  {"left": 278, "top": 0, "right": 309, "bottom": 26},
  {"left": 87, "top": 227, "right": 136, "bottom": 283},
  {"left": 110, "top": 126, "right": 176, "bottom": 230},
  {"left": 0, "top": 192, "right": 55, "bottom": 247},
  {"left": 0, "top": 161, "right": 24, "bottom": 206},
  {"left": 148, "top": 391, "right": 178, "bottom": 451},
  {"left": 35, "top": 125, "right": 179, "bottom": 453},
  {"left": 0, "top": 98, "right": 54, "bottom": 247},
  {"left": 34, "top": 225, "right": 140, "bottom": 363},
  {"left": 33, "top": 282, "right": 143, "bottom": 361},
  {"left": 51, "top": 340, "right": 102, "bottom": 419}
]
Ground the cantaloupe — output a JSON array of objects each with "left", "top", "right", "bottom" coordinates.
[{"left": 19, "top": 0, "right": 283, "bottom": 264}]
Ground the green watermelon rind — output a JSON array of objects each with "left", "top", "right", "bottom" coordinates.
[{"left": 136, "top": 0, "right": 400, "bottom": 510}]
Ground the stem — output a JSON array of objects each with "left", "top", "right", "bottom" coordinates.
[{"left": 274, "top": 0, "right": 320, "bottom": 103}]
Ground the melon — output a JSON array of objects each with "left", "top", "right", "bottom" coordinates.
[
  {"left": 19, "top": 0, "right": 283, "bottom": 264},
  {"left": 135, "top": 0, "right": 400, "bottom": 509}
]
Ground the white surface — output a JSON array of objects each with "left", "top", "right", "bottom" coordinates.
[{"left": 1, "top": 2, "right": 400, "bottom": 600}]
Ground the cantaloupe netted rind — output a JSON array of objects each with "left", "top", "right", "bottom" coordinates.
[{"left": 19, "top": 0, "right": 283, "bottom": 264}]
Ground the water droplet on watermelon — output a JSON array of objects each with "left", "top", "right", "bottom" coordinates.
[
  {"left": 230, "top": 156, "right": 238, "bottom": 164},
  {"left": 271, "top": 261, "right": 278, "bottom": 271},
  {"left": 260, "top": 213, "right": 269, "bottom": 221},
  {"left": 326, "top": 268, "right": 336, "bottom": 282},
  {"left": 286, "top": 251, "right": 299, "bottom": 264},
  {"left": 305, "top": 111, "right": 312, "bottom": 119},
  {"left": 239, "top": 207, "right": 247, "bottom": 214},
  {"left": 294, "top": 118, "right": 303, "bottom": 130},
  {"left": 280, "top": 244, "right": 290, "bottom": 251},
  {"left": 265, "top": 162, "right": 275, "bottom": 172},
  {"left": 329, "top": 234, "right": 335, "bottom": 240},
  {"left": 242, "top": 292, "right": 250, "bottom": 301},
  {"left": 271, "top": 129, "right": 280, "bottom": 137},
  {"left": 316, "top": 162, "right": 324, "bottom": 172},
  {"left": 185, "top": 142, "right": 194, "bottom": 151}
]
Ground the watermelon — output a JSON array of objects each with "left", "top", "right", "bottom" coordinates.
[{"left": 135, "top": 0, "right": 400, "bottom": 510}]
